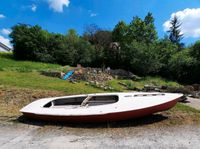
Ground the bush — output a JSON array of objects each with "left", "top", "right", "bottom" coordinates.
[
  {"left": 168, "top": 48, "right": 196, "bottom": 83},
  {"left": 10, "top": 25, "right": 95, "bottom": 67}
]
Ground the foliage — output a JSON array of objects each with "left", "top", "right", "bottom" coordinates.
[
  {"left": 144, "top": 12, "right": 158, "bottom": 44},
  {"left": 121, "top": 41, "right": 161, "bottom": 75},
  {"left": 112, "top": 21, "right": 128, "bottom": 43},
  {"left": 167, "top": 15, "right": 184, "bottom": 47},
  {"left": 83, "top": 24, "right": 112, "bottom": 67},
  {"left": 127, "top": 12, "right": 157, "bottom": 44},
  {"left": 190, "top": 41, "right": 200, "bottom": 61},
  {"left": 168, "top": 48, "right": 196, "bottom": 82},
  {"left": 10, "top": 25, "right": 95, "bottom": 67}
]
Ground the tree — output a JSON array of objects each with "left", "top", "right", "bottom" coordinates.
[
  {"left": 10, "top": 24, "right": 52, "bottom": 61},
  {"left": 189, "top": 41, "right": 200, "bottom": 83},
  {"left": 190, "top": 41, "right": 200, "bottom": 61},
  {"left": 155, "top": 38, "right": 178, "bottom": 77},
  {"left": 128, "top": 16, "right": 146, "bottom": 43},
  {"left": 167, "top": 15, "right": 184, "bottom": 46},
  {"left": 112, "top": 21, "right": 128, "bottom": 43},
  {"left": 126, "top": 13, "right": 157, "bottom": 44},
  {"left": 120, "top": 41, "right": 162, "bottom": 75},
  {"left": 144, "top": 12, "right": 157, "bottom": 44},
  {"left": 168, "top": 48, "right": 195, "bottom": 82},
  {"left": 83, "top": 24, "right": 100, "bottom": 44},
  {"left": 74, "top": 39, "right": 95, "bottom": 66}
]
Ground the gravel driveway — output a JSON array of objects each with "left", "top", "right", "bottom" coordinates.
[{"left": 0, "top": 121, "right": 200, "bottom": 149}]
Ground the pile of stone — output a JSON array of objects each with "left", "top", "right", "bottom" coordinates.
[
  {"left": 68, "top": 67, "right": 115, "bottom": 90},
  {"left": 108, "top": 69, "right": 140, "bottom": 80},
  {"left": 142, "top": 84, "right": 200, "bottom": 99},
  {"left": 70, "top": 67, "right": 113, "bottom": 83},
  {"left": 184, "top": 84, "right": 200, "bottom": 98}
]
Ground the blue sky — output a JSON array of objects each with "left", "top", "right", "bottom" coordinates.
[{"left": 1, "top": 0, "right": 200, "bottom": 48}]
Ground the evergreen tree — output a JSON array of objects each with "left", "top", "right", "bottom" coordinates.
[
  {"left": 144, "top": 12, "right": 157, "bottom": 44},
  {"left": 128, "top": 16, "right": 146, "bottom": 43},
  {"left": 167, "top": 15, "right": 184, "bottom": 46}
]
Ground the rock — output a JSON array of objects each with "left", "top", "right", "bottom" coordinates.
[
  {"left": 109, "top": 69, "right": 135, "bottom": 79},
  {"left": 191, "top": 91, "right": 200, "bottom": 98},
  {"left": 192, "top": 84, "right": 200, "bottom": 91},
  {"left": 40, "top": 71, "right": 62, "bottom": 78},
  {"left": 184, "top": 85, "right": 195, "bottom": 92},
  {"left": 161, "top": 85, "right": 168, "bottom": 90},
  {"left": 144, "top": 84, "right": 158, "bottom": 91}
]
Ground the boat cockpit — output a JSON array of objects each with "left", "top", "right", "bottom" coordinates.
[{"left": 43, "top": 95, "right": 119, "bottom": 108}]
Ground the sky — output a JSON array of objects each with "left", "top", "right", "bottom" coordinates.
[{"left": 1, "top": 0, "right": 200, "bottom": 49}]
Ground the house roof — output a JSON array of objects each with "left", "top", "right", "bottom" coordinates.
[{"left": 0, "top": 41, "right": 12, "bottom": 52}]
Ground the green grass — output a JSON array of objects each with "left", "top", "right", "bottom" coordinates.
[
  {"left": 0, "top": 71, "right": 103, "bottom": 94},
  {"left": 0, "top": 52, "right": 72, "bottom": 72},
  {"left": 174, "top": 103, "right": 200, "bottom": 113},
  {"left": 107, "top": 76, "right": 182, "bottom": 91}
]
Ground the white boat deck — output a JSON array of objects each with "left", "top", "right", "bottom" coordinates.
[{"left": 20, "top": 92, "right": 183, "bottom": 116}]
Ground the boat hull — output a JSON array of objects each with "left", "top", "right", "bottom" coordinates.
[{"left": 22, "top": 97, "right": 179, "bottom": 123}]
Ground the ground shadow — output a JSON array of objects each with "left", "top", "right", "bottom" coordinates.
[
  {"left": 16, "top": 114, "right": 168, "bottom": 128},
  {"left": 180, "top": 100, "right": 190, "bottom": 103}
]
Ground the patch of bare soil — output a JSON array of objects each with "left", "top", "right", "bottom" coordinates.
[{"left": 0, "top": 85, "right": 65, "bottom": 118}]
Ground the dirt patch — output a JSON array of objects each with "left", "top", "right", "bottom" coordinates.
[{"left": 0, "top": 85, "right": 65, "bottom": 117}]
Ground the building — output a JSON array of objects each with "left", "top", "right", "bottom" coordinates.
[{"left": 0, "top": 41, "right": 12, "bottom": 52}]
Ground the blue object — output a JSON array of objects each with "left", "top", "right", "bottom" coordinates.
[{"left": 62, "top": 70, "right": 74, "bottom": 80}]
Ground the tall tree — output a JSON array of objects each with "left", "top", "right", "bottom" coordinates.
[
  {"left": 128, "top": 16, "right": 146, "bottom": 43},
  {"left": 144, "top": 12, "right": 157, "bottom": 44},
  {"left": 167, "top": 15, "right": 184, "bottom": 46},
  {"left": 127, "top": 13, "right": 157, "bottom": 44},
  {"left": 83, "top": 24, "right": 100, "bottom": 44},
  {"left": 112, "top": 21, "right": 128, "bottom": 43}
]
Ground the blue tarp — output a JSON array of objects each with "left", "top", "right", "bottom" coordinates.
[{"left": 62, "top": 70, "right": 74, "bottom": 80}]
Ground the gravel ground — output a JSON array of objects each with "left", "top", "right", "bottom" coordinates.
[
  {"left": 0, "top": 122, "right": 199, "bottom": 149},
  {"left": 184, "top": 97, "right": 200, "bottom": 110}
]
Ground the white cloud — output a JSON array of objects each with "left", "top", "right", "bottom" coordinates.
[
  {"left": 0, "top": 14, "right": 5, "bottom": 19},
  {"left": 47, "top": 0, "right": 70, "bottom": 12},
  {"left": 0, "top": 35, "right": 12, "bottom": 49},
  {"left": 90, "top": 13, "right": 98, "bottom": 17},
  {"left": 1, "top": 28, "right": 11, "bottom": 36},
  {"left": 163, "top": 8, "right": 200, "bottom": 38},
  {"left": 31, "top": 4, "right": 37, "bottom": 12}
]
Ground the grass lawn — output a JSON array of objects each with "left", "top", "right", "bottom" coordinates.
[
  {"left": 107, "top": 77, "right": 182, "bottom": 91},
  {"left": 0, "top": 71, "right": 103, "bottom": 94},
  {"left": 0, "top": 52, "right": 71, "bottom": 72}
]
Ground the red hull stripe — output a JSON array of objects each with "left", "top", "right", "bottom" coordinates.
[{"left": 22, "top": 98, "right": 179, "bottom": 122}]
